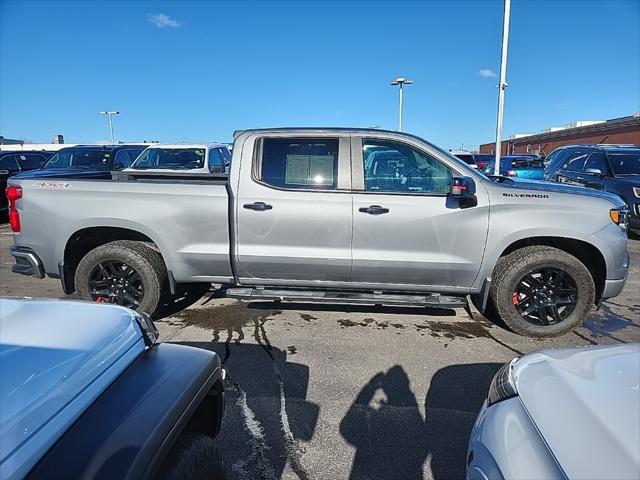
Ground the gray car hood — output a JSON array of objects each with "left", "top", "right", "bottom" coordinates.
[
  {"left": 512, "top": 344, "right": 640, "bottom": 480},
  {"left": 497, "top": 178, "right": 626, "bottom": 207}
]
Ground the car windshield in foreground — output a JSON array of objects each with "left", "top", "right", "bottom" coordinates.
[
  {"left": 132, "top": 148, "right": 206, "bottom": 169},
  {"left": 44, "top": 150, "right": 112, "bottom": 169},
  {"left": 608, "top": 153, "right": 640, "bottom": 175}
]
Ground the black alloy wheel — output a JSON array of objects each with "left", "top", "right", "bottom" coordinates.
[
  {"left": 88, "top": 260, "right": 145, "bottom": 308},
  {"left": 512, "top": 267, "right": 578, "bottom": 326}
]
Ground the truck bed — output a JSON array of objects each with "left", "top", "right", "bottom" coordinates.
[{"left": 9, "top": 174, "right": 234, "bottom": 285}]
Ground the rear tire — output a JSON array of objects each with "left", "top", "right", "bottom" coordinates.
[
  {"left": 74, "top": 240, "right": 168, "bottom": 315},
  {"left": 489, "top": 246, "right": 595, "bottom": 337},
  {"left": 155, "top": 432, "right": 224, "bottom": 480}
]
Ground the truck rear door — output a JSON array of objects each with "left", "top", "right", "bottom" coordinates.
[
  {"left": 234, "top": 133, "right": 352, "bottom": 283},
  {"left": 349, "top": 136, "right": 489, "bottom": 289}
]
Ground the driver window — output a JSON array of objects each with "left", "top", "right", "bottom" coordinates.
[
  {"left": 583, "top": 153, "right": 607, "bottom": 174},
  {"left": 362, "top": 139, "right": 451, "bottom": 194}
]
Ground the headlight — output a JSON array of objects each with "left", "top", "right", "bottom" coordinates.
[
  {"left": 610, "top": 207, "right": 629, "bottom": 232},
  {"left": 487, "top": 358, "right": 518, "bottom": 406}
]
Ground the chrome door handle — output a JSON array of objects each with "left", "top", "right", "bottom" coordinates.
[{"left": 359, "top": 205, "right": 389, "bottom": 215}]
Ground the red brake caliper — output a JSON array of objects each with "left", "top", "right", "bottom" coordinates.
[
  {"left": 512, "top": 291, "right": 519, "bottom": 305},
  {"left": 96, "top": 296, "right": 107, "bottom": 303}
]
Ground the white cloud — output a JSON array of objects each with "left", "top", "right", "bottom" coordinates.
[
  {"left": 479, "top": 68, "right": 497, "bottom": 78},
  {"left": 148, "top": 13, "right": 180, "bottom": 28}
]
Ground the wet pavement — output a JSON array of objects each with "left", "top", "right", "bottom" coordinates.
[{"left": 1, "top": 224, "right": 639, "bottom": 479}]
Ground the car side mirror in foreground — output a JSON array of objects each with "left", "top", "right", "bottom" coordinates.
[{"left": 449, "top": 176, "right": 477, "bottom": 208}]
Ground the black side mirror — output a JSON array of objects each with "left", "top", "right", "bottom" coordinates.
[
  {"left": 449, "top": 176, "right": 477, "bottom": 208},
  {"left": 209, "top": 165, "right": 224, "bottom": 174}
]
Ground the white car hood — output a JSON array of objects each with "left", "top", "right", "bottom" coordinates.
[
  {"left": 0, "top": 298, "right": 145, "bottom": 478},
  {"left": 513, "top": 344, "right": 640, "bottom": 480}
]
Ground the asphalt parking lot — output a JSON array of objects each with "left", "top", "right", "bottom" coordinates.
[{"left": 1, "top": 224, "right": 639, "bottom": 480}]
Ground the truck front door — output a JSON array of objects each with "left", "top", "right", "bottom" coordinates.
[
  {"left": 350, "top": 137, "right": 489, "bottom": 289},
  {"left": 235, "top": 134, "right": 352, "bottom": 283}
]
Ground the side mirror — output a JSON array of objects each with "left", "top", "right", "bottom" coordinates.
[
  {"left": 209, "top": 165, "right": 224, "bottom": 174},
  {"left": 112, "top": 161, "right": 126, "bottom": 171},
  {"left": 449, "top": 176, "right": 477, "bottom": 208},
  {"left": 585, "top": 168, "right": 603, "bottom": 176},
  {"left": 0, "top": 169, "right": 10, "bottom": 176}
]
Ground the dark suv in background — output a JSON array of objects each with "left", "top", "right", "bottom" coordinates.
[
  {"left": 545, "top": 144, "right": 640, "bottom": 234},
  {"left": 15, "top": 144, "right": 147, "bottom": 180},
  {"left": 1, "top": 150, "right": 53, "bottom": 214}
]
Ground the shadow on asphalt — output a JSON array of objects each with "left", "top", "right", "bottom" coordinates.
[
  {"left": 181, "top": 328, "right": 501, "bottom": 480},
  {"left": 341, "top": 363, "right": 501, "bottom": 480},
  {"left": 178, "top": 340, "right": 319, "bottom": 480}
]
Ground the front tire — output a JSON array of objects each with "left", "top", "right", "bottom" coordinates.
[
  {"left": 489, "top": 246, "right": 595, "bottom": 337},
  {"left": 155, "top": 432, "right": 224, "bottom": 480},
  {"left": 75, "top": 240, "right": 168, "bottom": 315}
]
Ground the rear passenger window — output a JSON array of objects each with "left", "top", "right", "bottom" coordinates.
[
  {"left": 18, "top": 154, "right": 45, "bottom": 170},
  {"left": 260, "top": 138, "right": 338, "bottom": 189}
]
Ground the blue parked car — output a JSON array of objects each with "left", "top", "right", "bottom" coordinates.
[
  {"left": 0, "top": 298, "right": 225, "bottom": 479},
  {"left": 15, "top": 144, "right": 147, "bottom": 180},
  {"left": 483, "top": 155, "right": 545, "bottom": 180}
]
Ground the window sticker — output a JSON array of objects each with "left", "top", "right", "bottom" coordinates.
[
  {"left": 285, "top": 154, "right": 334, "bottom": 186},
  {"left": 285, "top": 155, "right": 311, "bottom": 185},
  {"left": 309, "top": 155, "right": 334, "bottom": 185}
]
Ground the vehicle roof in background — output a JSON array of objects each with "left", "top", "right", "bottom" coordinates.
[
  {"left": 141, "top": 143, "right": 228, "bottom": 149},
  {"left": 0, "top": 150, "right": 53, "bottom": 157},
  {"left": 552, "top": 144, "right": 640, "bottom": 153},
  {"left": 52, "top": 145, "right": 148, "bottom": 153}
]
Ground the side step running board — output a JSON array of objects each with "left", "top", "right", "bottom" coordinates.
[{"left": 225, "top": 287, "right": 467, "bottom": 308}]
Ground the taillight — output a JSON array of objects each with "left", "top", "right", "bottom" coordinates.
[
  {"left": 6, "top": 185, "right": 22, "bottom": 233},
  {"left": 6, "top": 185, "right": 22, "bottom": 202},
  {"left": 507, "top": 170, "right": 517, "bottom": 177}
]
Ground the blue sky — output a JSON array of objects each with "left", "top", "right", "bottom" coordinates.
[{"left": 1, "top": 0, "right": 639, "bottom": 150}]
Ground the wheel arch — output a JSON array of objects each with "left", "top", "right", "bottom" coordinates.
[
  {"left": 497, "top": 236, "right": 606, "bottom": 304},
  {"left": 62, "top": 226, "right": 167, "bottom": 293}
]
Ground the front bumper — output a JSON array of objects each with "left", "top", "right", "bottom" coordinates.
[{"left": 10, "top": 245, "right": 45, "bottom": 279}]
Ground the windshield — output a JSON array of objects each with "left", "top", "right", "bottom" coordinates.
[
  {"left": 608, "top": 153, "right": 640, "bottom": 175},
  {"left": 131, "top": 148, "right": 206, "bottom": 169},
  {"left": 44, "top": 150, "right": 112, "bottom": 169}
]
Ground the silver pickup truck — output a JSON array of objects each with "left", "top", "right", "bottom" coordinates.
[{"left": 7, "top": 128, "right": 630, "bottom": 337}]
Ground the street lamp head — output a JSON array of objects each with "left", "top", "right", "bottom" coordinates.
[
  {"left": 390, "top": 77, "right": 413, "bottom": 86},
  {"left": 99, "top": 111, "right": 120, "bottom": 115}
]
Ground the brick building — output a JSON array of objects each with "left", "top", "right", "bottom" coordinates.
[{"left": 479, "top": 113, "right": 640, "bottom": 156}]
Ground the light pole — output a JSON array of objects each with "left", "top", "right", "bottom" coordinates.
[
  {"left": 390, "top": 77, "right": 413, "bottom": 131},
  {"left": 99, "top": 111, "right": 120, "bottom": 144},
  {"left": 493, "top": 0, "right": 511, "bottom": 176}
]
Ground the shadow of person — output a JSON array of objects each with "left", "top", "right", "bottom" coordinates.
[
  {"left": 424, "top": 363, "right": 502, "bottom": 479},
  {"left": 340, "top": 365, "right": 428, "bottom": 480}
]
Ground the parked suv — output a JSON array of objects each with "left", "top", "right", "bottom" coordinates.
[
  {"left": 1, "top": 150, "right": 53, "bottom": 214},
  {"left": 546, "top": 144, "right": 640, "bottom": 234},
  {"left": 14, "top": 144, "right": 147, "bottom": 180}
]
